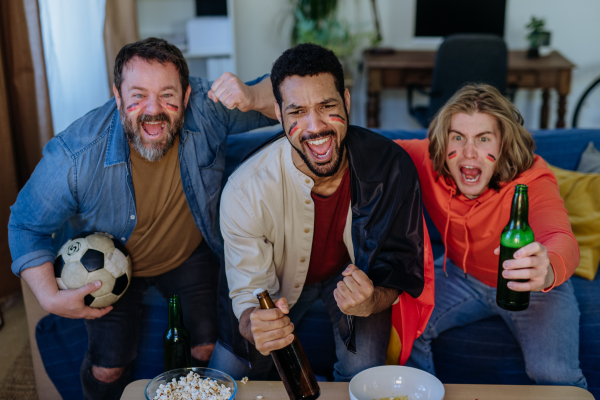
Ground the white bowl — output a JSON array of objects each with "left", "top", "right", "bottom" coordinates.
[{"left": 349, "top": 365, "right": 444, "bottom": 400}]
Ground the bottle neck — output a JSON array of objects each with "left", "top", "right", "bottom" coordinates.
[
  {"left": 168, "top": 296, "right": 184, "bottom": 328},
  {"left": 257, "top": 291, "right": 276, "bottom": 309},
  {"left": 508, "top": 187, "right": 529, "bottom": 230}
]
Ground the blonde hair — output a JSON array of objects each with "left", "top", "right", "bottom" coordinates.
[{"left": 428, "top": 84, "right": 535, "bottom": 190}]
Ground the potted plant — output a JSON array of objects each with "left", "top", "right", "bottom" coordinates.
[
  {"left": 289, "top": 0, "right": 378, "bottom": 85},
  {"left": 526, "top": 16, "right": 550, "bottom": 58}
]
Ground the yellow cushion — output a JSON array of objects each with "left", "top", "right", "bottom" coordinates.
[
  {"left": 549, "top": 165, "right": 600, "bottom": 280},
  {"left": 386, "top": 326, "right": 402, "bottom": 365}
]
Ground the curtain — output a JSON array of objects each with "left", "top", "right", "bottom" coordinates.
[
  {"left": 0, "top": 0, "right": 53, "bottom": 298},
  {"left": 39, "top": 0, "right": 110, "bottom": 134},
  {"left": 104, "top": 0, "right": 139, "bottom": 93}
]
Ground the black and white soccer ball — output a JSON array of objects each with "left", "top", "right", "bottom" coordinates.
[{"left": 53, "top": 232, "right": 132, "bottom": 308}]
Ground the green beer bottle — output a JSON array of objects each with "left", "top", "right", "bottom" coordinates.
[
  {"left": 496, "top": 184, "right": 535, "bottom": 311},
  {"left": 163, "top": 295, "right": 191, "bottom": 371}
]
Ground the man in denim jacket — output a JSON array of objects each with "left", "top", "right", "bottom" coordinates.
[{"left": 8, "top": 38, "right": 277, "bottom": 399}]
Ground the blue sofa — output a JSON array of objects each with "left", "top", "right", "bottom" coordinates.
[{"left": 36, "top": 128, "right": 600, "bottom": 399}]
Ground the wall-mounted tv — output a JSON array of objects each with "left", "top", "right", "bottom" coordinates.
[{"left": 415, "top": 0, "right": 506, "bottom": 37}]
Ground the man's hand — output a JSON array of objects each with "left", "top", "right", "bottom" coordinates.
[
  {"left": 238, "top": 297, "right": 295, "bottom": 356},
  {"left": 21, "top": 262, "right": 113, "bottom": 319},
  {"left": 494, "top": 242, "right": 555, "bottom": 291},
  {"left": 334, "top": 264, "right": 374, "bottom": 316},
  {"left": 208, "top": 72, "right": 276, "bottom": 119},
  {"left": 333, "top": 264, "right": 398, "bottom": 317}
]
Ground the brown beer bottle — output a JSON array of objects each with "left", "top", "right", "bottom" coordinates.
[{"left": 254, "top": 289, "right": 320, "bottom": 400}]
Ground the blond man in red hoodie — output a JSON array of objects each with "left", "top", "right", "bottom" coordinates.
[{"left": 397, "top": 84, "right": 587, "bottom": 388}]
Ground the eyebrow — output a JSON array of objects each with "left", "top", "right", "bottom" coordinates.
[
  {"left": 284, "top": 97, "right": 339, "bottom": 112},
  {"left": 129, "top": 85, "right": 178, "bottom": 92},
  {"left": 449, "top": 129, "right": 493, "bottom": 138}
]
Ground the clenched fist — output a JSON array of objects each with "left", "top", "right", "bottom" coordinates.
[{"left": 333, "top": 264, "right": 375, "bottom": 316}]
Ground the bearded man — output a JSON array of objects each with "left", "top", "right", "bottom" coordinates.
[
  {"left": 210, "top": 43, "right": 434, "bottom": 381},
  {"left": 8, "top": 37, "right": 277, "bottom": 399}
]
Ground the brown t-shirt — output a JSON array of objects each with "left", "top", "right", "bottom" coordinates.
[{"left": 126, "top": 136, "right": 203, "bottom": 277}]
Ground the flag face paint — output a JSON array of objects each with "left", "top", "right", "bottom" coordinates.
[
  {"left": 329, "top": 114, "right": 346, "bottom": 126},
  {"left": 448, "top": 150, "right": 457, "bottom": 160},
  {"left": 289, "top": 122, "right": 302, "bottom": 137},
  {"left": 165, "top": 103, "right": 179, "bottom": 112},
  {"left": 486, "top": 154, "right": 496, "bottom": 163},
  {"left": 127, "top": 103, "right": 140, "bottom": 113}
]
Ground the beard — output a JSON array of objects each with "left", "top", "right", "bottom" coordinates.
[
  {"left": 119, "top": 103, "right": 184, "bottom": 162},
  {"left": 290, "top": 129, "right": 346, "bottom": 178}
]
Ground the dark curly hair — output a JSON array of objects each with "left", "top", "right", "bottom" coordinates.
[
  {"left": 113, "top": 37, "right": 189, "bottom": 96},
  {"left": 271, "top": 43, "right": 345, "bottom": 109}
]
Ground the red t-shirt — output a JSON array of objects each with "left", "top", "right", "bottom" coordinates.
[{"left": 305, "top": 168, "right": 352, "bottom": 285}]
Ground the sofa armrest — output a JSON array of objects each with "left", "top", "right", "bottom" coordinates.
[{"left": 21, "top": 279, "right": 61, "bottom": 400}]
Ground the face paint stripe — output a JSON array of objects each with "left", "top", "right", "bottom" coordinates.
[
  {"left": 487, "top": 154, "right": 496, "bottom": 162},
  {"left": 165, "top": 103, "right": 179, "bottom": 112},
  {"left": 289, "top": 122, "right": 300, "bottom": 137},
  {"left": 329, "top": 114, "right": 346, "bottom": 124},
  {"left": 448, "top": 150, "right": 457, "bottom": 159},
  {"left": 127, "top": 103, "right": 140, "bottom": 112}
]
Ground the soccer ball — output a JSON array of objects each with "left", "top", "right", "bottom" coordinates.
[{"left": 53, "top": 232, "right": 132, "bottom": 308}]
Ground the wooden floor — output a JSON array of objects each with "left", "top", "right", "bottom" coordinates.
[{"left": 0, "top": 294, "right": 30, "bottom": 382}]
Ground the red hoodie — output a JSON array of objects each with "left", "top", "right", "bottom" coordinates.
[{"left": 396, "top": 139, "right": 579, "bottom": 290}]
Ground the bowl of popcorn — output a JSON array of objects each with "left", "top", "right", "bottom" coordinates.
[
  {"left": 145, "top": 367, "right": 237, "bottom": 400},
  {"left": 349, "top": 365, "right": 444, "bottom": 400}
]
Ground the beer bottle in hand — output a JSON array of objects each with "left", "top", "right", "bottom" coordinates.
[
  {"left": 496, "top": 184, "right": 535, "bottom": 311},
  {"left": 254, "top": 289, "right": 320, "bottom": 400},
  {"left": 163, "top": 295, "right": 191, "bottom": 371}
]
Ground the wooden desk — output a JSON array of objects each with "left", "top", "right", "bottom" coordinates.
[
  {"left": 364, "top": 50, "right": 575, "bottom": 129},
  {"left": 122, "top": 379, "right": 594, "bottom": 400}
]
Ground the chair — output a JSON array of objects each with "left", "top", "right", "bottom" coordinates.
[{"left": 408, "top": 34, "right": 508, "bottom": 127}]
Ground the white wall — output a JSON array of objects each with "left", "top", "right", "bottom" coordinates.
[
  {"left": 231, "top": 0, "right": 600, "bottom": 130},
  {"left": 137, "top": 0, "right": 194, "bottom": 41}
]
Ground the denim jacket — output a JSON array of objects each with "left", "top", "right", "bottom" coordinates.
[{"left": 8, "top": 75, "right": 277, "bottom": 276}]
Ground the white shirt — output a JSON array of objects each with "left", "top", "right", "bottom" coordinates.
[{"left": 220, "top": 137, "right": 354, "bottom": 319}]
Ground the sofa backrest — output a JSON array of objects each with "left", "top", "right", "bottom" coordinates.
[
  {"left": 223, "top": 127, "right": 600, "bottom": 257},
  {"left": 224, "top": 128, "right": 600, "bottom": 180}
]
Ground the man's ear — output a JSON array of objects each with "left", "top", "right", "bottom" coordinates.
[
  {"left": 113, "top": 84, "right": 121, "bottom": 108},
  {"left": 183, "top": 84, "right": 192, "bottom": 109},
  {"left": 274, "top": 101, "right": 282, "bottom": 125},
  {"left": 344, "top": 88, "right": 351, "bottom": 115}
]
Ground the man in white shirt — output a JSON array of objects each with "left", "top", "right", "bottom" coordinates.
[{"left": 209, "top": 44, "right": 433, "bottom": 381}]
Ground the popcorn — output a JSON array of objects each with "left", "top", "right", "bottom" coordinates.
[
  {"left": 153, "top": 371, "right": 232, "bottom": 400},
  {"left": 241, "top": 376, "right": 249, "bottom": 384}
]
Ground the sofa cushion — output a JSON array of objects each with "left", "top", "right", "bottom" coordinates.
[
  {"left": 548, "top": 165, "right": 600, "bottom": 280},
  {"left": 577, "top": 141, "right": 600, "bottom": 173}
]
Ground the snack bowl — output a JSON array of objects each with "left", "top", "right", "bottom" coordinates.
[
  {"left": 349, "top": 365, "right": 444, "bottom": 400},
  {"left": 145, "top": 367, "right": 237, "bottom": 400}
]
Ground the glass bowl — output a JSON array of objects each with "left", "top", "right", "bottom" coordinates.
[{"left": 145, "top": 367, "right": 237, "bottom": 400}]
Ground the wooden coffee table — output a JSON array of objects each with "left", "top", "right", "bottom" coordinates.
[{"left": 122, "top": 379, "right": 594, "bottom": 400}]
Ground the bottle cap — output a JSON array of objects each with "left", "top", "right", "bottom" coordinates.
[{"left": 253, "top": 288, "right": 267, "bottom": 297}]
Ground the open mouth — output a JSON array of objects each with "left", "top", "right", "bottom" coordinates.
[
  {"left": 304, "top": 136, "right": 333, "bottom": 162},
  {"left": 141, "top": 121, "right": 166, "bottom": 139},
  {"left": 460, "top": 166, "right": 482, "bottom": 184}
]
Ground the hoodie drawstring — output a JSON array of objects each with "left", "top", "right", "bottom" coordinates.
[
  {"left": 442, "top": 190, "right": 454, "bottom": 278},
  {"left": 461, "top": 201, "right": 479, "bottom": 278},
  {"left": 442, "top": 188, "right": 479, "bottom": 279}
]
